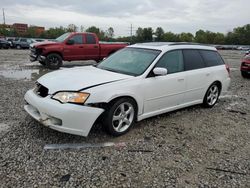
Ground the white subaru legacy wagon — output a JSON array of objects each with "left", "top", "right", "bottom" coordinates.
[{"left": 24, "top": 43, "right": 231, "bottom": 136}]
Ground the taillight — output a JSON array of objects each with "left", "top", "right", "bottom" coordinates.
[{"left": 225, "top": 64, "right": 230, "bottom": 77}]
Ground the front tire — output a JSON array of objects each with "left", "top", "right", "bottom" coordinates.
[
  {"left": 203, "top": 83, "right": 220, "bottom": 108},
  {"left": 16, "top": 45, "right": 21, "bottom": 49},
  {"left": 241, "top": 71, "right": 249, "bottom": 78},
  {"left": 45, "top": 53, "right": 62, "bottom": 69},
  {"left": 103, "top": 98, "right": 136, "bottom": 136}
]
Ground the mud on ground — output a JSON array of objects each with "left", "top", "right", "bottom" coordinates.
[{"left": 0, "top": 49, "right": 249, "bottom": 187}]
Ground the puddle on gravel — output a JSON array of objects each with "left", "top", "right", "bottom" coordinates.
[{"left": 0, "top": 69, "right": 48, "bottom": 81}]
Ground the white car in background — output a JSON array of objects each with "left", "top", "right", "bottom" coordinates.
[{"left": 24, "top": 43, "right": 231, "bottom": 137}]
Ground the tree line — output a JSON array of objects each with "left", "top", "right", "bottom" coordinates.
[{"left": 0, "top": 23, "right": 250, "bottom": 45}]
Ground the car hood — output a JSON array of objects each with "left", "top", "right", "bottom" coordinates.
[
  {"left": 38, "top": 66, "right": 132, "bottom": 94},
  {"left": 31, "top": 41, "right": 60, "bottom": 48}
]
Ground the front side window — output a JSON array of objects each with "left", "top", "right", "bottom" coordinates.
[
  {"left": 183, "top": 49, "right": 206, "bottom": 71},
  {"left": 69, "top": 34, "right": 83, "bottom": 44},
  {"left": 98, "top": 48, "right": 161, "bottom": 76},
  {"left": 155, "top": 50, "right": 184, "bottom": 74},
  {"left": 199, "top": 50, "right": 224, "bottom": 67},
  {"left": 20, "top": 39, "right": 27, "bottom": 42}
]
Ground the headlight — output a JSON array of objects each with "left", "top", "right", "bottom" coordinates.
[{"left": 52, "top": 92, "right": 90, "bottom": 104}]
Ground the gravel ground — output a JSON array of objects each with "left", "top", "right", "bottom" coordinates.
[{"left": 0, "top": 49, "right": 249, "bottom": 187}]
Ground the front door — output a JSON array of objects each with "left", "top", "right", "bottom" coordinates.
[
  {"left": 142, "top": 50, "right": 186, "bottom": 116},
  {"left": 64, "top": 34, "right": 85, "bottom": 60}
]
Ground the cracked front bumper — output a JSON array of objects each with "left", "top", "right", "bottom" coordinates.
[{"left": 24, "top": 90, "right": 104, "bottom": 136}]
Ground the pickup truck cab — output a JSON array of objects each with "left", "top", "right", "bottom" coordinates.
[{"left": 30, "top": 32, "right": 128, "bottom": 69}]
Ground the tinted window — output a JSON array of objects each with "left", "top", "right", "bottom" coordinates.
[
  {"left": 183, "top": 49, "right": 206, "bottom": 71},
  {"left": 86, "top": 34, "right": 96, "bottom": 44},
  {"left": 70, "top": 34, "right": 83, "bottom": 44},
  {"left": 200, "top": 50, "right": 224, "bottom": 67},
  {"left": 156, "top": 50, "right": 184, "bottom": 74},
  {"left": 20, "top": 39, "right": 27, "bottom": 42}
]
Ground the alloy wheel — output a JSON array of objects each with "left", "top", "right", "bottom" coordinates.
[
  {"left": 112, "top": 102, "right": 135, "bottom": 133},
  {"left": 207, "top": 85, "right": 219, "bottom": 106}
]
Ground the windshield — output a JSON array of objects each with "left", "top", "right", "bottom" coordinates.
[
  {"left": 97, "top": 48, "right": 161, "bottom": 76},
  {"left": 55, "top": 33, "right": 71, "bottom": 42}
]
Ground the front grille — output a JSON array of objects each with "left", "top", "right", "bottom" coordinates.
[{"left": 35, "top": 83, "right": 48, "bottom": 97}]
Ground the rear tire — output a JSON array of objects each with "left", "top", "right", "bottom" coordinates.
[
  {"left": 16, "top": 45, "right": 21, "bottom": 49},
  {"left": 45, "top": 53, "right": 62, "bottom": 70},
  {"left": 203, "top": 83, "right": 220, "bottom": 108},
  {"left": 103, "top": 98, "right": 137, "bottom": 136}
]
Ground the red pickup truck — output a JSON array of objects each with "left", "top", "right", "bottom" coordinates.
[{"left": 30, "top": 32, "right": 128, "bottom": 69}]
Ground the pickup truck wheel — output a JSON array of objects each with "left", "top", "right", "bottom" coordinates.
[
  {"left": 241, "top": 71, "right": 249, "bottom": 78},
  {"left": 103, "top": 98, "right": 136, "bottom": 136},
  {"left": 45, "top": 53, "right": 62, "bottom": 69},
  {"left": 16, "top": 45, "right": 21, "bottom": 49}
]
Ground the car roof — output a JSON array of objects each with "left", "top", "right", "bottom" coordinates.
[{"left": 128, "top": 42, "right": 217, "bottom": 52}]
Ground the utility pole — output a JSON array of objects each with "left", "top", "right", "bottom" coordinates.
[
  {"left": 129, "top": 24, "right": 135, "bottom": 43},
  {"left": 3, "top": 8, "right": 6, "bottom": 24}
]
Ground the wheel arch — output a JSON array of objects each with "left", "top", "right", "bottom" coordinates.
[
  {"left": 212, "top": 80, "right": 222, "bottom": 94},
  {"left": 108, "top": 95, "right": 139, "bottom": 113},
  {"left": 45, "top": 51, "right": 63, "bottom": 59}
]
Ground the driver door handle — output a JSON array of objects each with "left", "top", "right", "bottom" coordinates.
[{"left": 178, "top": 78, "right": 185, "bottom": 82}]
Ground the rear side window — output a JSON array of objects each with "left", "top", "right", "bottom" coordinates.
[
  {"left": 86, "top": 34, "right": 96, "bottom": 44},
  {"left": 20, "top": 39, "right": 27, "bottom": 42},
  {"left": 70, "top": 34, "right": 83, "bottom": 44},
  {"left": 183, "top": 49, "right": 206, "bottom": 71},
  {"left": 200, "top": 50, "right": 224, "bottom": 67},
  {"left": 156, "top": 50, "right": 184, "bottom": 74}
]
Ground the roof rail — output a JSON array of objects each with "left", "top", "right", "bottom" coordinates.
[{"left": 168, "top": 42, "right": 213, "bottom": 46}]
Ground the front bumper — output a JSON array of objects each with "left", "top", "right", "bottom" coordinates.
[
  {"left": 30, "top": 54, "right": 46, "bottom": 62},
  {"left": 24, "top": 90, "right": 104, "bottom": 136}
]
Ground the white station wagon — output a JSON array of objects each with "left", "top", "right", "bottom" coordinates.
[{"left": 24, "top": 43, "right": 231, "bottom": 136}]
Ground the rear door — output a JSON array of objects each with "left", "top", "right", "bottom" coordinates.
[
  {"left": 83, "top": 33, "right": 100, "bottom": 60},
  {"left": 142, "top": 50, "right": 186, "bottom": 115},
  {"left": 63, "top": 34, "right": 85, "bottom": 60},
  {"left": 182, "top": 49, "right": 209, "bottom": 103}
]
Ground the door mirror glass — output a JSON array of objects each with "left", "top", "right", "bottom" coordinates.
[
  {"left": 153, "top": 67, "right": 168, "bottom": 76},
  {"left": 66, "top": 39, "right": 75, "bottom": 45}
]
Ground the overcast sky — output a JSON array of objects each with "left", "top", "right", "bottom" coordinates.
[{"left": 1, "top": 0, "right": 249, "bottom": 37}]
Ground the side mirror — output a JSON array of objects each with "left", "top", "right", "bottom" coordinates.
[
  {"left": 153, "top": 67, "right": 168, "bottom": 76},
  {"left": 66, "top": 39, "right": 75, "bottom": 45}
]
